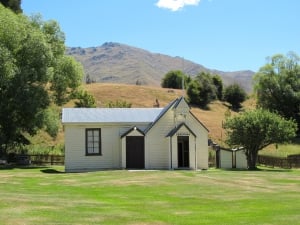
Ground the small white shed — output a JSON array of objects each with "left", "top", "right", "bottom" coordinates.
[
  {"left": 215, "top": 147, "right": 247, "bottom": 169},
  {"left": 62, "top": 97, "right": 209, "bottom": 172}
]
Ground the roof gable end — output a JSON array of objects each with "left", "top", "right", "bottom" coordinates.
[
  {"left": 166, "top": 122, "right": 196, "bottom": 137},
  {"left": 144, "top": 97, "right": 186, "bottom": 134}
]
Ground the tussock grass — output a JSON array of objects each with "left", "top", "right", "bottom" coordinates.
[
  {"left": 85, "top": 83, "right": 183, "bottom": 108},
  {"left": 0, "top": 167, "right": 299, "bottom": 225}
]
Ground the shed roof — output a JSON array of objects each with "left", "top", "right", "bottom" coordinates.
[{"left": 62, "top": 108, "right": 163, "bottom": 124}]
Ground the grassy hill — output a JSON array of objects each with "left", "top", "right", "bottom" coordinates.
[
  {"left": 84, "top": 83, "right": 255, "bottom": 142},
  {"left": 27, "top": 83, "right": 299, "bottom": 157},
  {"left": 83, "top": 83, "right": 300, "bottom": 156},
  {"left": 28, "top": 83, "right": 230, "bottom": 154}
]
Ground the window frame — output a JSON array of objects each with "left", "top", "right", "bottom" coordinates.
[{"left": 85, "top": 128, "right": 102, "bottom": 156}]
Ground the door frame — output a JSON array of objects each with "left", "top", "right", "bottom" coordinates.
[
  {"left": 177, "top": 136, "right": 190, "bottom": 168},
  {"left": 126, "top": 136, "right": 145, "bottom": 169}
]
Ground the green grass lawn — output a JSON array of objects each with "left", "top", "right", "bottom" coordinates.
[
  {"left": 260, "top": 138, "right": 300, "bottom": 157},
  {"left": 0, "top": 167, "right": 299, "bottom": 225}
]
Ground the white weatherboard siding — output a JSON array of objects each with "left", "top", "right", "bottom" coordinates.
[
  {"left": 187, "top": 113, "right": 209, "bottom": 169},
  {"left": 220, "top": 150, "right": 233, "bottom": 169},
  {"left": 145, "top": 107, "right": 175, "bottom": 169},
  {"left": 63, "top": 97, "right": 209, "bottom": 172},
  {"left": 170, "top": 136, "right": 177, "bottom": 168},
  {"left": 236, "top": 150, "right": 247, "bottom": 169},
  {"left": 169, "top": 125, "right": 197, "bottom": 169},
  {"left": 65, "top": 125, "right": 120, "bottom": 172},
  {"left": 145, "top": 102, "right": 209, "bottom": 170},
  {"left": 174, "top": 99, "right": 208, "bottom": 169},
  {"left": 65, "top": 124, "right": 148, "bottom": 172},
  {"left": 217, "top": 149, "right": 247, "bottom": 169}
]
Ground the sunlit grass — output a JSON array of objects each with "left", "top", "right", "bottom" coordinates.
[
  {"left": 260, "top": 138, "right": 300, "bottom": 157},
  {"left": 0, "top": 167, "right": 299, "bottom": 225}
]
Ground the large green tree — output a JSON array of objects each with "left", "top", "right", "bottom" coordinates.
[
  {"left": 254, "top": 52, "right": 300, "bottom": 132},
  {"left": 161, "top": 70, "right": 186, "bottom": 89},
  {"left": 0, "top": 6, "right": 83, "bottom": 153},
  {"left": 212, "top": 74, "right": 223, "bottom": 100},
  {"left": 223, "top": 83, "right": 247, "bottom": 110},
  {"left": 186, "top": 72, "right": 217, "bottom": 108},
  {"left": 224, "top": 109, "right": 297, "bottom": 170}
]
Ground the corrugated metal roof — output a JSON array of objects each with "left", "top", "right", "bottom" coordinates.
[{"left": 62, "top": 108, "right": 163, "bottom": 124}]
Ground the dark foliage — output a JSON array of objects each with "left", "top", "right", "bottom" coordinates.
[
  {"left": 186, "top": 72, "right": 217, "bottom": 108},
  {"left": 223, "top": 83, "right": 247, "bottom": 110},
  {"left": 0, "top": 0, "right": 22, "bottom": 13}
]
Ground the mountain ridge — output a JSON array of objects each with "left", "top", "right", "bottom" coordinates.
[{"left": 67, "top": 42, "right": 255, "bottom": 92}]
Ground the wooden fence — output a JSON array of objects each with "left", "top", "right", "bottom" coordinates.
[
  {"left": 9, "top": 154, "right": 300, "bottom": 168},
  {"left": 29, "top": 155, "right": 64, "bottom": 165},
  {"left": 258, "top": 154, "right": 300, "bottom": 168}
]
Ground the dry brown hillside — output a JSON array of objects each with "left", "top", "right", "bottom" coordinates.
[
  {"left": 85, "top": 83, "right": 256, "bottom": 143},
  {"left": 67, "top": 42, "right": 255, "bottom": 93}
]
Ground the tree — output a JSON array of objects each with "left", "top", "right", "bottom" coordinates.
[
  {"left": 106, "top": 100, "right": 132, "bottom": 108},
  {"left": 161, "top": 70, "right": 185, "bottom": 89},
  {"left": 74, "top": 90, "right": 96, "bottom": 108},
  {"left": 186, "top": 72, "right": 217, "bottom": 108},
  {"left": 224, "top": 109, "right": 297, "bottom": 170},
  {"left": 29, "top": 16, "right": 83, "bottom": 106},
  {"left": 254, "top": 52, "right": 300, "bottom": 132},
  {"left": 186, "top": 80, "right": 201, "bottom": 105},
  {"left": 0, "top": 6, "right": 83, "bottom": 154},
  {"left": 51, "top": 55, "right": 83, "bottom": 105},
  {"left": 0, "top": 0, "right": 22, "bottom": 13},
  {"left": 212, "top": 74, "right": 223, "bottom": 100},
  {"left": 43, "top": 107, "right": 61, "bottom": 138},
  {"left": 223, "top": 83, "right": 247, "bottom": 110}
]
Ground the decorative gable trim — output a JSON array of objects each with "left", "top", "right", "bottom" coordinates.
[
  {"left": 121, "top": 126, "right": 144, "bottom": 138},
  {"left": 166, "top": 122, "right": 196, "bottom": 137},
  {"left": 173, "top": 96, "right": 190, "bottom": 109}
]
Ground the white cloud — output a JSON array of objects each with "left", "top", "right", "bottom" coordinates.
[{"left": 156, "top": 0, "right": 201, "bottom": 11}]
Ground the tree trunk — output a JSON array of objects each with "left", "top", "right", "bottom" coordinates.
[{"left": 247, "top": 149, "right": 258, "bottom": 170}]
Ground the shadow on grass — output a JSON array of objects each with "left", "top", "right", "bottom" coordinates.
[
  {"left": 217, "top": 167, "right": 293, "bottom": 173},
  {"left": 40, "top": 168, "right": 65, "bottom": 174},
  {"left": 0, "top": 165, "right": 48, "bottom": 170},
  {"left": 255, "top": 167, "right": 293, "bottom": 172}
]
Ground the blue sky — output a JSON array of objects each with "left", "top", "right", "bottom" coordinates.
[{"left": 22, "top": 0, "right": 300, "bottom": 72}]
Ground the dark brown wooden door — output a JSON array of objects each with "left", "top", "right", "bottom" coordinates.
[
  {"left": 126, "top": 136, "right": 145, "bottom": 169},
  {"left": 178, "top": 136, "right": 189, "bottom": 168}
]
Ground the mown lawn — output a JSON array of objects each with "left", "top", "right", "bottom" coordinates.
[{"left": 0, "top": 167, "right": 299, "bottom": 225}]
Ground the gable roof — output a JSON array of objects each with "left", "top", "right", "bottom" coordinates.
[
  {"left": 143, "top": 97, "right": 180, "bottom": 133},
  {"left": 144, "top": 96, "right": 208, "bottom": 134},
  {"left": 120, "top": 126, "right": 144, "bottom": 138},
  {"left": 62, "top": 97, "right": 209, "bottom": 132},
  {"left": 166, "top": 122, "right": 197, "bottom": 137},
  {"left": 62, "top": 108, "right": 163, "bottom": 124}
]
